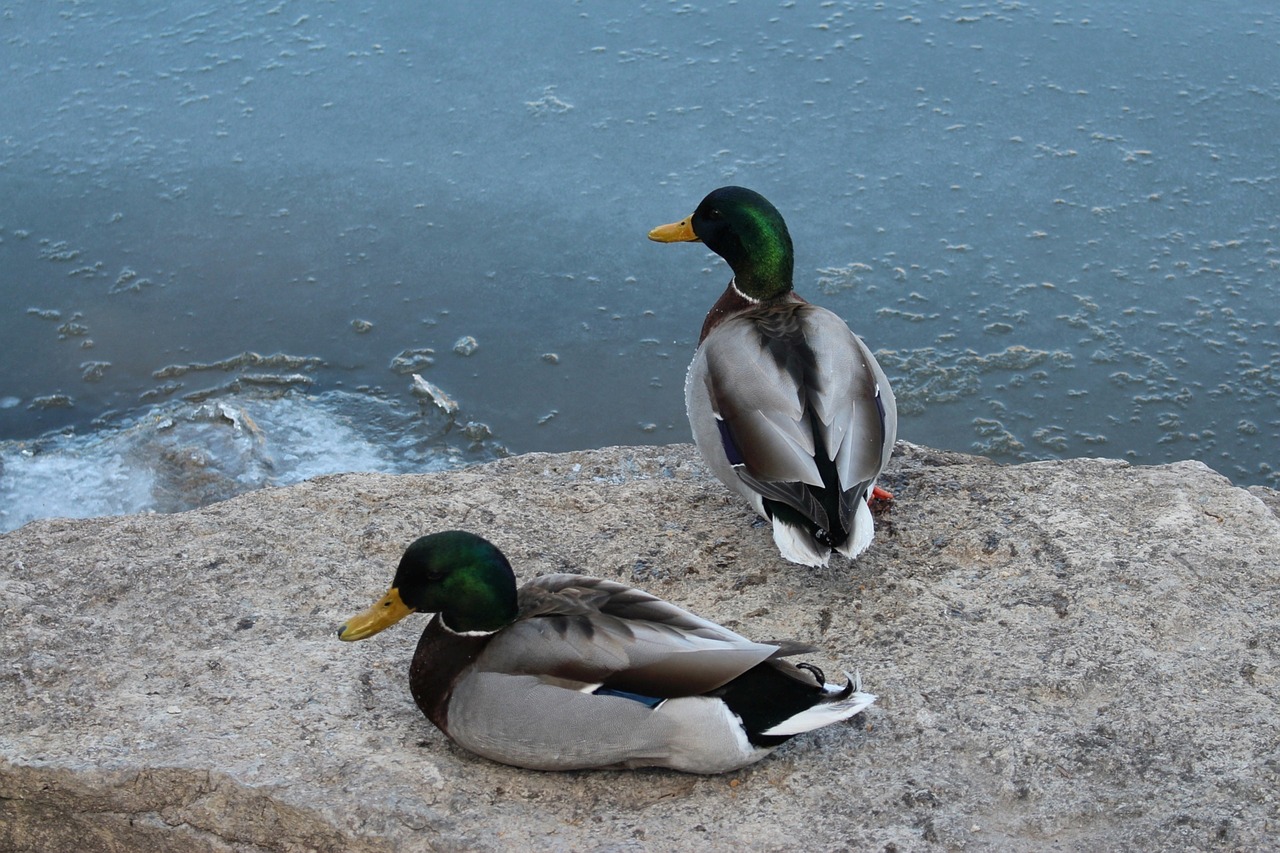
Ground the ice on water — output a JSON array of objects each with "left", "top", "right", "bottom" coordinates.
[{"left": 3, "top": 1, "right": 1278, "bottom": 530}]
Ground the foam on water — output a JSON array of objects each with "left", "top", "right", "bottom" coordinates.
[
  {"left": 0, "top": 445, "right": 156, "bottom": 530},
  {"left": 0, "top": 389, "right": 500, "bottom": 532}
]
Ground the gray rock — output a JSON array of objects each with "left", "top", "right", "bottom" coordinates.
[{"left": 1, "top": 443, "right": 1277, "bottom": 852}]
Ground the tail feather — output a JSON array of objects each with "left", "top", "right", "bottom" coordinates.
[
  {"left": 771, "top": 493, "right": 877, "bottom": 566},
  {"left": 759, "top": 672, "right": 876, "bottom": 737},
  {"left": 834, "top": 498, "right": 875, "bottom": 560},
  {"left": 770, "top": 516, "right": 831, "bottom": 567}
]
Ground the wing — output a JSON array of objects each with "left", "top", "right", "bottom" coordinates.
[
  {"left": 474, "top": 574, "right": 787, "bottom": 698},
  {"left": 804, "top": 309, "right": 897, "bottom": 489},
  {"left": 699, "top": 303, "right": 894, "bottom": 526}
]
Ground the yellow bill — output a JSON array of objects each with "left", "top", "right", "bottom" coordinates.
[
  {"left": 647, "top": 215, "right": 699, "bottom": 243},
  {"left": 337, "top": 588, "right": 413, "bottom": 641}
]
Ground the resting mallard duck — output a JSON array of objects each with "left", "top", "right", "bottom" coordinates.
[
  {"left": 649, "top": 186, "right": 897, "bottom": 567},
  {"left": 338, "top": 530, "right": 875, "bottom": 773}
]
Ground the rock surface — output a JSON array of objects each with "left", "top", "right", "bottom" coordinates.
[{"left": 1, "top": 443, "right": 1277, "bottom": 852}]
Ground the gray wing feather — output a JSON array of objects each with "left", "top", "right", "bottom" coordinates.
[
  {"left": 702, "top": 339, "right": 823, "bottom": 485},
  {"left": 479, "top": 575, "right": 781, "bottom": 697},
  {"left": 807, "top": 322, "right": 896, "bottom": 488},
  {"left": 699, "top": 304, "right": 895, "bottom": 499}
]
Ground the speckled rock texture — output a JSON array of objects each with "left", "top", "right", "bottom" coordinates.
[{"left": 1, "top": 443, "right": 1277, "bottom": 851}]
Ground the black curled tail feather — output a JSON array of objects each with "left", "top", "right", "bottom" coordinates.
[{"left": 711, "top": 660, "right": 831, "bottom": 748}]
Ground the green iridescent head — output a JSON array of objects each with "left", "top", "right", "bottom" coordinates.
[
  {"left": 650, "top": 186, "right": 794, "bottom": 301},
  {"left": 338, "top": 531, "right": 520, "bottom": 639}
]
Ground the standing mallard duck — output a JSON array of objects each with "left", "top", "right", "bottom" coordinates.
[
  {"left": 649, "top": 186, "right": 897, "bottom": 567},
  {"left": 338, "top": 531, "right": 875, "bottom": 773}
]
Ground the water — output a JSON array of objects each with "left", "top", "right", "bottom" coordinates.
[
  {"left": 0, "top": 388, "right": 493, "bottom": 530},
  {"left": 3, "top": 2, "right": 1278, "bottom": 530}
]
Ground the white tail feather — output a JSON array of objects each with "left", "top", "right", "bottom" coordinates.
[
  {"left": 835, "top": 497, "right": 875, "bottom": 560},
  {"left": 760, "top": 672, "right": 876, "bottom": 737},
  {"left": 771, "top": 518, "right": 830, "bottom": 567}
]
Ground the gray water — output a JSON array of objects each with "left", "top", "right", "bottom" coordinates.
[{"left": 3, "top": 2, "right": 1278, "bottom": 530}]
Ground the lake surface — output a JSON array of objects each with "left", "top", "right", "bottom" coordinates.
[{"left": 3, "top": 1, "right": 1278, "bottom": 530}]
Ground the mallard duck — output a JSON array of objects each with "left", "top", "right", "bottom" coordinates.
[
  {"left": 649, "top": 186, "right": 897, "bottom": 567},
  {"left": 338, "top": 530, "right": 875, "bottom": 773}
]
